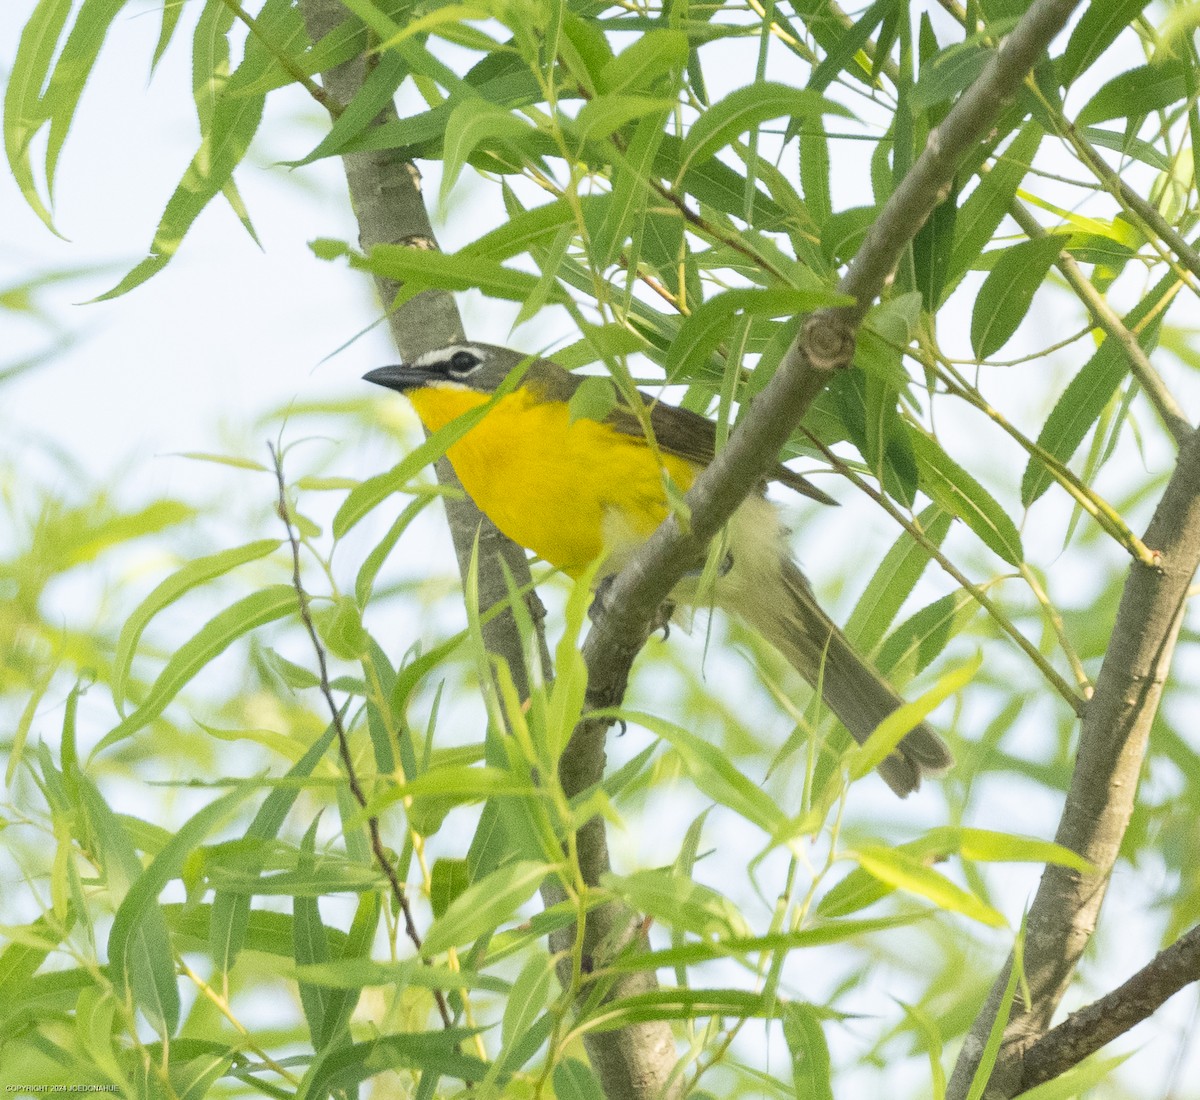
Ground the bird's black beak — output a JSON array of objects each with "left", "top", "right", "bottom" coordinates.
[{"left": 363, "top": 364, "right": 437, "bottom": 392}]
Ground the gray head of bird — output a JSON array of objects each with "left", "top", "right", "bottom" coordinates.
[{"left": 363, "top": 343, "right": 535, "bottom": 397}]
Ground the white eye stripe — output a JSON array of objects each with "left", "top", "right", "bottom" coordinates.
[{"left": 411, "top": 344, "right": 488, "bottom": 373}]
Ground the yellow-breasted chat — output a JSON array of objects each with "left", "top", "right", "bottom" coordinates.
[{"left": 365, "top": 342, "right": 952, "bottom": 796}]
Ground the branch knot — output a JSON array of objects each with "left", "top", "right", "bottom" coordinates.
[{"left": 802, "top": 311, "right": 856, "bottom": 373}]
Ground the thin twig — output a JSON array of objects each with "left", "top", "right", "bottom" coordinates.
[
  {"left": 269, "top": 442, "right": 453, "bottom": 1030},
  {"left": 1006, "top": 199, "right": 1193, "bottom": 446},
  {"left": 218, "top": 0, "right": 335, "bottom": 112},
  {"left": 805, "top": 434, "right": 1087, "bottom": 716}
]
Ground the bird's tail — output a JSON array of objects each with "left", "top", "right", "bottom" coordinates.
[{"left": 738, "top": 557, "right": 953, "bottom": 797}]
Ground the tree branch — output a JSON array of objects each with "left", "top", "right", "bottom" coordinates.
[
  {"left": 948, "top": 422, "right": 1200, "bottom": 1098},
  {"left": 584, "top": 0, "right": 1086, "bottom": 723},
  {"left": 295, "top": 4, "right": 679, "bottom": 1095},
  {"left": 1017, "top": 924, "right": 1200, "bottom": 1093}
]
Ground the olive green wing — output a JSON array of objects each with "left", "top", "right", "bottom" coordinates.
[{"left": 611, "top": 389, "right": 836, "bottom": 506}]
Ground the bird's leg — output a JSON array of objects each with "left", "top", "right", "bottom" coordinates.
[{"left": 587, "top": 575, "right": 676, "bottom": 640}]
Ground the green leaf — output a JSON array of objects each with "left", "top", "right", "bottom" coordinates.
[
  {"left": 574, "top": 94, "right": 679, "bottom": 144},
  {"left": 567, "top": 376, "right": 618, "bottom": 424},
  {"left": 113, "top": 539, "right": 280, "bottom": 713},
  {"left": 440, "top": 99, "right": 537, "bottom": 207},
  {"left": 666, "top": 287, "right": 849, "bottom": 379},
  {"left": 911, "top": 45, "right": 993, "bottom": 110},
  {"left": 581, "top": 987, "right": 779, "bottom": 1031},
  {"left": 852, "top": 846, "right": 1005, "bottom": 926},
  {"left": 501, "top": 952, "right": 554, "bottom": 1049},
  {"left": 929, "top": 826, "right": 1092, "bottom": 872},
  {"left": 296, "top": 1029, "right": 488, "bottom": 1098},
  {"left": 603, "top": 870, "right": 750, "bottom": 939},
  {"left": 847, "top": 655, "right": 979, "bottom": 782},
  {"left": 94, "top": 585, "right": 298, "bottom": 755},
  {"left": 287, "top": 52, "right": 408, "bottom": 168},
  {"left": 806, "top": 0, "right": 889, "bottom": 93},
  {"left": 591, "top": 108, "right": 671, "bottom": 267},
  {"left": 783, "top": 1003, "right": 834, "bottom": 1100},
  {"left": 462, "top": 196, "right": 579, "bottom": 260},
  {"left": 352, "top": 242, "right": 565, "bottom": 305},
  {"left": 421, "top": 859, "right": 551, "bottom": 957},
  {"left": 970, "top": 235, "right": 1066, "bottom": 359},
  {"left": 1021, "top": 271, "right": 1174, "bottom": 506},
  {"left": 912, "top": 188, "right": 957, "bottom": 312},
  {"left": 877, "top": 590, "right": 981, "bottom": 686},
  {"left": 946, "top": 121, "right": 1043, "bottom": 296},
  {"left": 293, "top": 819, "right": 332, "bottom": 1048},
  {"left": 554, "top": 1059, "right": 606, "bottom": 1100},
  {"left": 910, "top": 431, "right": 1023, "bottom": 565},
  {"left": 96, "top": 4, "right": 278, "bottom": 297},
  {"left": 1059, "top": 0, "right": 1150, "bottom": 86},
  {"left": 597, "top": 30, "right": 688, "bottom": 95},
  {"left": 679, "top": 82, "right": 852, "bottom": 175},
  {"left": 845, "top": 504, "right": 952, "bottom": 654},
  {"left": 619, "top": 711, "right": 787, "bottom": 835},
  {"left": 1017, "top": 1053, "right": 1133, "bottom": 1100},
  {"left": 430, "top": 857, "right": 472, "bottom": 919},
  {"left": 108, "top": 787, "right": 251, "bottom": 1032},
  {"left": 607, "top": 914, "right": 932, "bottom": 970},
  {"left": 799, "top": 129, "right": 832, "bottom": 223},
  {"left": 4, "top": 0, "right": 73, "bottom": 232},
  {"left": 1078, "top": 60, "right": 1186, "bottom": 125},
  {"left": 210, "top": 723, "right": 338, "bottom": 974}
]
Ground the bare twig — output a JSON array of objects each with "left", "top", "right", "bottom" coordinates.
[
  {"left": 269, "top": 442, "right": 453, "bottom": 1030},
  {"left": 1006, "top": 200, "right": 1192, "bottom": 446}
]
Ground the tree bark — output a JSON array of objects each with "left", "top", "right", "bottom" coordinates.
[{"left": 295, "top": 5, "right": 680, "bottom": 1095}]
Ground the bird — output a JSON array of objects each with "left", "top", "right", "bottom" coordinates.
[{"left": 365, "top": 342, "right": 952, "bottom": 796}]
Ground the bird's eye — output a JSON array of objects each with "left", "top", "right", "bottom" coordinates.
[{"left": 448, "top": 350, "right": 481, "bottom": 376}]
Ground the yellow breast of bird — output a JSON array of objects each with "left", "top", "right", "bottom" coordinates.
[{"left": 407, "top": 385, "right": 699, "bottom": 577}]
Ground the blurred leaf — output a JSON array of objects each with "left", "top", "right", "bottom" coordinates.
[
  {"left": 113, "top": 539, "right": 280, "bottom": 713},
  {"left": 107, "top": 786, "right": 250, "bottom": 1032},
  {"left": 1017, "top": 1053, "right": 1133, "bottom": 1099},
  {"left": 94, "top": 585, "right": 298, "bottom": 754},
  {"left": 603, "top": 869, "right": 751, "bottom": 939},
  {"left": 597, "top": 30, "right": 688, "bottom": 95},
  {"left": 852, "top": 847, "right": 1005, "bottom": 926},
  {"left": 783, "top": 1003, "right": 834, "bottom": 1100},
  {"left": 421, "top": 859, "right": 551, "bottom": 957},
  {"left": 623, "top": 711, "right": 787, "bottom": 835},
  {"left": 209, "top": 722, "right": 338, "bottom": 974},
  {"left": 567, "top": 376, "right": 618, "bottom": 424},
  {"left": 296, "top": 1029, "right": 488, "bottom": 1097},
  {"left": 554, "top": 1058, "right": 606, "bottom": 1100}
]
